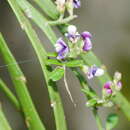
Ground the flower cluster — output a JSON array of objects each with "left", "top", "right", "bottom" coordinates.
[
  {"left": 55, "top": 0, "right": 81, "bottom": 14},
  {"left": 103, "top": 72, "right": 122, "bottom": 99},
  {"left": 86, "top": 71, "right": 122, "bottom": 108},
  {"left": 54, "top": 25, "right": 122, "bottom": 109},
  {"left": 55, "top": 25, "right": 92, "bottom": 59}
]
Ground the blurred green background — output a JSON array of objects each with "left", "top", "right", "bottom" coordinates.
[{"left": 0, "top": 0, "right": 130, "bottom": 129}]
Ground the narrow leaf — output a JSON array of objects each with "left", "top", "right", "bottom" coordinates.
[
  {"left": 86, "top": 99, "right": 97, "bottom": 107},
  {"left": 47, "top": 59, "right": 63, "bottom": 66},
  {"left": 65, "top": 60, "right": 84, "bottom": 67},
  {"left": 49, "top": 67, "right": 65, "bottom": 81}
]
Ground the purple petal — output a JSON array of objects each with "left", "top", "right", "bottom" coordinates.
[
  {"left": 87, "top": 66, "right": 97, "bottom": 79},
  {"left": 104, "top": 81, "right": 112, "bottom": 89},
  {"left": 73, "top": 0, "right": 81, "bottom": 8},
  {"left": 83, "top": 38, "right": 92, "bottom": 51},
  {"left": 65, "top": 33, "right": 80, "bottom": 43},
  {"left": 106, "top": 89, "right": 112, "bottom": 94},
  {"left": 81, "top": 31, "right": 92, "bottom": 40},
  {"left": 55, "top": 38, "right": 69, "bottom": 60},
  {"left": 57, "top": 47, "right": 69, "bottom": 60},
  {"left": 116, "top": 81, "right": 122, "bottom": 90}
]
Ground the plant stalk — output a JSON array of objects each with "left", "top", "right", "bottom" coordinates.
[{"left": 7, "top": 1, "right": 67, "bottom": 130}]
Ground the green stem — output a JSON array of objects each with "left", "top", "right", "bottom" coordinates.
[
  {"left": 92, "top": 108, "right": 103, "bottom": 130},
  {"left": 33, "top": 0, "right": 59, "bottom": 19},
  {"left": 7, "top": 1, "right": 67, "bottom": 130},
  {"left": 47, "top": 15, "right": 77, "bottom": 26},
  {"left": 0, "top": 79, "right": 20, "bottom": 110},
  {"left": 0, "top": 33, "right": 45, "bottom": 130},
  {"left": 0, "top": 106, "right": 12, "bottom": 130}
]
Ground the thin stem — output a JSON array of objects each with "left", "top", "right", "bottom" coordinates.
[
  {"left": 7, "top": 1, "right": 67, "bottom": 130},
  {"left": 92, "top": 108, "right": 103, "bottom": 130},
  {"left": 0, "top": 79, "right": 20, "bottom": 110},
  {"left": 72, "top": 68, "right": 103, "bottom": 129},
  {"left": 63, "top": 66, "right": 76, "bottom": 106},
  {"left": 0, "top": 32, "right": 45, "bottom": 130},
  {"left": 0, "top": 106, "right": 12, "bottom": 130},
  {"left": 47, "top": 15, "right": 77, "bottom": 26}
]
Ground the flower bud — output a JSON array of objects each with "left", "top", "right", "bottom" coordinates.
[
  {"left": 55, "top": 0, "right": 66, "bottom": 14},
  {"left": 114, "top": 71, "right": 122, "bottom": 81},
  {"left": 68, "top": 25, "right": 77, "bottom": 35},
  {"left": 81, "top": 31, "right": 92, "bottom": 39},
  {"left": 82, "top": 38, "right": 92, "bottom": 51},
  {"left": 103, "top": 81, "right": 113, "bottom": 98},
  {"left": 115, "top": 81, "right": 122, "bottom": 91}
]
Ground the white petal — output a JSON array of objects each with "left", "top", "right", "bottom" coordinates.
[
  {"left": 95, "top": 68, "right": 104, "bottom": 77},
  {"left": 68, "top": 25, "right": 77, "bottom": 35}
]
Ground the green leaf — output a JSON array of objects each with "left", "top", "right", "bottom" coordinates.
[
  {"left": 49, "top": 67, "right": 65, "bottom": 81},
  {"left": 47, "top": 52, "right": 57, "bottom": 57},
  {"left": 47, "top": 59, "right": 84, "bottom": 67},
  {"left": 106, "top": 113, "right": 119, "bottom": 130},
  {"left": 47, "top": 59, "right": 63, "bottom": 66},
  {"left": 81, "top": 88, "right": 97, "bottom": 98},
  {"left": 65, "top": 60, "right": 83, "bottom": 67},
  {"left": 86, "top": 99, "right": 97, "bottom": 107}
]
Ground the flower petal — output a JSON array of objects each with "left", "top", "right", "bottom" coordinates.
[{"left": 83, "top": 38, "right": 92, "bottom": 51}]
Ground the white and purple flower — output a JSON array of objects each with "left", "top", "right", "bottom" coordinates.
[
  {"left": 86, "top": 65, "right": 104, "bottom": 79},
  {"left": 55, "top": 38, "right": 69, "bottom": 60},
  {"left": 81, "top": 31, "right": 92, "bottom": 51},
  {"left": 65, "top": 25, "right": 80, "bottom": 43},
  {"left": 73, "top": 0, "right": 81, "bottom": 8}
]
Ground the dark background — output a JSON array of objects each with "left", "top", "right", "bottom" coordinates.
[{"left": 0, "top": 0, "right": 130, "bottom": 129}]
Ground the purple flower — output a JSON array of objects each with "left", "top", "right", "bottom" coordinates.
[
  {"left": 65, "top": 25, "right": 80, "bottom": 43},
  {"left": 55, "top": 38, "right": 69, "bottom": 60},
  {"left": 87, "top": 65, "right": 104, "bottom": 79},
  {"left": 103, "top": 81, "right": 113, "bottom": 95},
  {"left": 73, "top": 0, "right": 81, "bottom": 8},
  {"left": 81, "top": 31, "right": 92, "bottom": 51},
  {"left": 104, "top": 81, "right": 112, "bottom": 89}
]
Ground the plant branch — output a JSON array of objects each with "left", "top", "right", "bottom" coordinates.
[
  {"left": 7, "top": 1, "right": 67, "bottom": 130},
  {"left": 0, "top": 106, "right": 12, "bottom": 130},
  {"left": 0, "top": 32, "right": 45, "bottom": 130},
  {"left": 47, "top": 15, "right": 77, "bottom": 26},
  {"left": 0, "top": 79, "right": 20, "bottom": 110}
]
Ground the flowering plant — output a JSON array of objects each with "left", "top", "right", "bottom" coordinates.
[{"left": 0, "top": 0, "right": 129, "bottom": 130}]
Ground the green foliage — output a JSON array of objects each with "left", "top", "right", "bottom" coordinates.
[
  {"left": 106, "top": 114, "right": 119, "bottom": 130},
  {"left": 49, "top": 67, "right": 65, "bottom": 81},
  {"left": 47, "top": 59, "right": 83, "bottom": 67},
  {"left": 0, "top": 107, "right": 12, "bottom": 130},
  {"left": 86, "top": 99, "right": 97, "bottom": 107}
]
